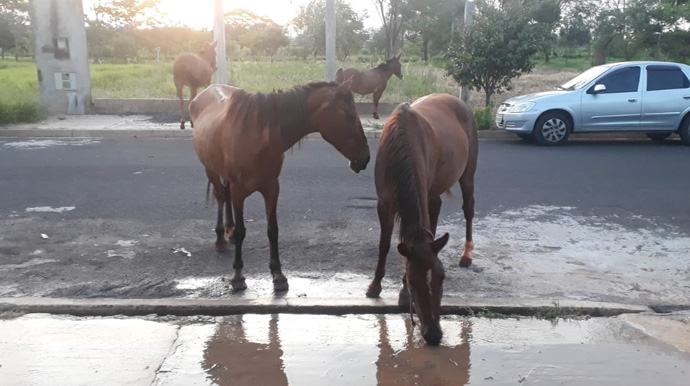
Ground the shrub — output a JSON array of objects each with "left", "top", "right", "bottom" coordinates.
[
  {"left": 473, "top": 106, "right": 493, "bottom": 130},
  {"left": 0, "top": 101, "right": 44, "bottom": 125}
]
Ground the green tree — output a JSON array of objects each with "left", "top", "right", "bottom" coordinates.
[
  {"left": 372, "top": 0, "right": 406, "bottom": 58},
  {"left": 405, "top": 0, "right": 463, "bottom": 62},
  {"left": 445, "top": 0, "right": 541, "bottom": 107},
  {"left": 249, "top": 24, "right": 290, "bottom": 58},
  {"left": 224, "top": 9, "right": 289, "bottom": 58},
  {"left": 292, "top": 0, "right": 368, "bottom": 59},
  {"left": 0, "top": 0, "right": 30, "bottom": 60}
]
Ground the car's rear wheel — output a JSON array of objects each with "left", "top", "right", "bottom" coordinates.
[
  {"left": 534, "top": 112, "right": 571, "bottom": 146},
  {"left": 646, "top": 132, "right": 671, "bottom": 142},
  {"left": 517, "top": 133, "right": 534, "bottom": 142},
  {"left": 679, "top": 117, "right": 690, "bottom": 146}
]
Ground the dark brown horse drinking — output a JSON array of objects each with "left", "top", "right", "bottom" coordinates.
[
  {"left": 190, "top": 81, "right": 370, "bottom": 292},
  {"left": 335, "top": 54, "right": 403, "bottom": 120},
  {"left": 366, "top": 94, "right": 478, "bottom": 345},
  {"left": 173, "top": 41, "right": 217, "bottom": 130}
]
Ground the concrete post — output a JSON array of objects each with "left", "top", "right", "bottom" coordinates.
[
  {"left": 460, "top": 0, "right": 476, "bottom": 103},
  {"left": 325, "top": 0, "right": 336, "bottom": 81},
  {"left": 214, "top": 0, "right": 228, "bottom": 85},
  {"left": 30, "top": 0, "right": 91, "bottom": 114}
]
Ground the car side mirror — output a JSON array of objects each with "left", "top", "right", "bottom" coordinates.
[{"left": 592, "top": 84, "right": 606, "bottom": 94}]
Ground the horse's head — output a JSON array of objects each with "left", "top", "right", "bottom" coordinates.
[
  {"left": 199, "top": 41, "right": 218, "bottom": 71},
  {"left": 308, "top": 82, "right": 370, "bottom": 173},
  {"left": 398, "top": 232, "right": 449, "bottom": 346},
  {"left": 388, "top": 53, "right": 403, "bottom": 79}
]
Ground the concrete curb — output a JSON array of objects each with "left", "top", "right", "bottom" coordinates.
[{"left": 0, "top": 297, "right": 652, "bottom": 318}]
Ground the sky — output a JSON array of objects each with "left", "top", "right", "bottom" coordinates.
[{"left": 83, "top": 0, "right": 382, "bottom": 30}]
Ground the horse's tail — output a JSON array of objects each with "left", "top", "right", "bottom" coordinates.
[{"left": 335, "top": 68, "right": 344, "bottom": 84}]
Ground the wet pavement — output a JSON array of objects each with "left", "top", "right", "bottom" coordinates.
[{"left": 1, "top": 312, "right": 689, "bottom": 385}]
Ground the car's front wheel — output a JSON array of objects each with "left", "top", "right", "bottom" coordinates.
[
  {"left": 679, "top": 117, "right": 690, "bottom": 146},
  {"left": 646, "top": 133, "right": 671, "bottom": 142},
  {"left": 534, "top": 112, "right": 571, "bottom": 146}
]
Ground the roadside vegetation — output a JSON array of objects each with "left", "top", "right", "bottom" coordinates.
[{"left": 2, "top": 0, "right": 689, "bottom": 125}]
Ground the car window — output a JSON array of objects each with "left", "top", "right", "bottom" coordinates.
[
  {"left": 646, "top": 66, "right": 690, "bottom": 91},
  {"left": 592, "top": 66, "right": 641, "bottom": 94}
]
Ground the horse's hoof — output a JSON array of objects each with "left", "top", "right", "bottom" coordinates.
[
  {"left": 459, "top": 256, "right": 473, "bottom": 267},
  {"left": 398, "top": 287, "right": 410, "bottom": 310},
  {"left": 230, "top": 277, "right": 247, "bottom": 291},
  {"left": 215, "top": 239, "right": 228, "bottom": 252},
  {"left": 180, "top": 122, "right": 186, "bottom": 130},
  {"left": 273, "top": 278, "right": 289, "bottom": 292},
  {"left": 190, "top": 120, "right": 194, "bottom": 128},
  {"left": 373, "top": 113, "right": 380, "bottom": 120},
  {"left": 366, "top": 283, "right": 382, "bottom": 298}
]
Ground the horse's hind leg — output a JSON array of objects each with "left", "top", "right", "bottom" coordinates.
[
  {"left": 230, "top": 183, "right": 250, "bottom": 291},
  {"left": 207, "top": 171, "right": 227, "bottom": 252},
  {"left": 175, "top": 81, "right": 186, "bottom": 130},
  {"left": 224, "top": 183, "right": 235, "bottom": 243},
  {"left": 372, "top": 90, "right": 383, "bottom": 120},
  {"left": 367, "top": 200, "right": 395, "bottom": 298},
  {"left": 260, "top": 179, "right": 288, "bottom": 292},
  {"left": 458, "top": 174, "right": 475, "bottom": 267},
  {"left": 189, "top": 87, "right": 199, "bottom": 128}
]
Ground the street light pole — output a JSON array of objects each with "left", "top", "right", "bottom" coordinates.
[
  {"left": 214, "top": 0, "right": 228, "bottom": 85},
  {"left": 325, "top": 0, "right": 336, "bottom": 81}
]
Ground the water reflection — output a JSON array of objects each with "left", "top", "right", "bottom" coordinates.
[{"left": 201, "top": 314, "right": 472, "bottom": 386}]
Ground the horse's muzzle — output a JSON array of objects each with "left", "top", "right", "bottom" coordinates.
[
  {"left": 349, "top": 155, "right": 370, "bottom": 173},
  {"left": 422, "top": 327, "right": 443, "bottom": 346}
]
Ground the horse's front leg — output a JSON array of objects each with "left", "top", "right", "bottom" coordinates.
[
  {"left": 260, "top": 179, "right": 288, "bottom": 292},
  {"left": 230, "top": 183, "right": 249, "bottom": 291},
  {"left": 175, "top": 82, "right": 186, "bottom": 129},
  {"left": 367, "top": 200, "right": 395, "bottom": 298},
  {"left": 459, "top": 175, "right": 475, "bottom": 267}
]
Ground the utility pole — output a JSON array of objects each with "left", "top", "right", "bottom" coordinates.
[
  {"left": 325, "top": 0, "right": 336, "bottom": 81},
  {"left": 214, "top": 0, "right": 228, "bottom": 85},
  {"left": 460, "top": 0, "right": 476, "bottom": 103}
]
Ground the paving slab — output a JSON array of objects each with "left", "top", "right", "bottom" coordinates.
[{"left": 1, "top": 312, "right": 689, "bottom": 386}]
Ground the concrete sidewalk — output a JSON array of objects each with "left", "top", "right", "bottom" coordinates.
[
  {"left": 0, "top": 113, "right": 656, "bottom": 141},
  {"left": 1, "top": 311, "right": 688, "bottom": 385}
]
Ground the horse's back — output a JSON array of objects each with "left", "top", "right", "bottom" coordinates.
[
  {"left": 173, "top": 53, "right": 211, "bottom": 86},
  {"left": 337, "top": 68, "right": 378, "bottom": 95},
  {"left": 411, "top": 94, "right": 478, "bottom": 193}
]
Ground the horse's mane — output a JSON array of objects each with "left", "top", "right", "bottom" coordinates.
[
  {"left": 376, "top": 61, "right": 393, "bottom": 72},
  {"left": 226, "top": 82, "right": 339, "bottom": 139},
  {"left": 383, "top": 104, "right": 424, "bottom": 240}
]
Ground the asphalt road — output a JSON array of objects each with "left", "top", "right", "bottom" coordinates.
[{"left": 1, "top": 137, "right": 689, "bottom": 304}]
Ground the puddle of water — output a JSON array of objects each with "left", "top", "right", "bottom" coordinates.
[
  {"left": 2, "top": 139, "right": 100, "bottom": 150},
  {"left": 153, "top": 315, "right": 689, "bottom": 386}
]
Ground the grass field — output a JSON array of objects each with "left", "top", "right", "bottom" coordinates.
[{"left": 1, "top": 56, "right": 583, "bottom": 124}]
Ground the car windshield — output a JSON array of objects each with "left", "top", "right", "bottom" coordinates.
[{"left": 558, "top": 65, "right": 613, "bottom": 91}]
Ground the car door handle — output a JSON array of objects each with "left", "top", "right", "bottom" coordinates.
[
  {"left": 628, "top": 98, "right": 637, "bottom": 102},
  {"left": 683, "top": 95, "right": 690, "bottom": 99}
]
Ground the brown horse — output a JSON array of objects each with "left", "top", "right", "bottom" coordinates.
[
  {"left": 366, "top": 93, "right": 478, "bottom": 345},
  {"left": 190, "top": 81, "right": 370, "bottom": 292},
  {"left": 173, "top": 41, "right": 217, "bottom": 130},
  {"left": 335, "top": 54, "right": 403, "bottom": 120}
]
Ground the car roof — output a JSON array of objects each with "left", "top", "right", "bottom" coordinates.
[{"left": 604, "top": 61, "right": 690, "bottom": 69}]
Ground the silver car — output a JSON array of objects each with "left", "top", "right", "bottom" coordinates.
[{"left": 495, "top": 61, "right": 690, "bottom": 146}]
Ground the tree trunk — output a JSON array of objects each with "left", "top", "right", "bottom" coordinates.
[
  {"left": 422, "top": 38, "right": 429, "bottom": 62},
  {"left": 485, "top": 89, "right": 492, "bottom": 108},
  {"left": 1, "top": 48, "right": 4, "bottom": 59}
]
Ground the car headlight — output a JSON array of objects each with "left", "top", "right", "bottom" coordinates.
[{"left": 508, "top": 102, "right": 535, "bottom": 113}]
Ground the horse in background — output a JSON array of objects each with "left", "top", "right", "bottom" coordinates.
[
  {"left": 173, "top": 41, "right": 217, "bottom": 130},
  {"left": 190, "top": 80, "right": 369, "bottom": 293},
  {"left": 366, "top": 93, "right": 478, "bottom": 346},
  {"left": 335, "top": 54, "right": 403, "bottom": 120}
]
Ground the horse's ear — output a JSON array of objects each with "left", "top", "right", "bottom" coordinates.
[
  {"left": 430, "top": 233, "right": 450, "bottom": 254},
  {"left": 398, "top": 242, "right": 412, "bottom": 258},
  {"left": 395, "top": 52, "right": 402, "bottom": 60}
]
